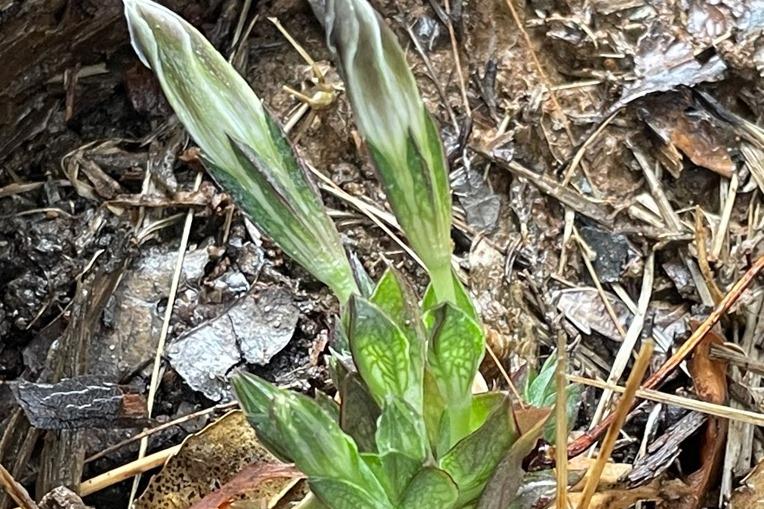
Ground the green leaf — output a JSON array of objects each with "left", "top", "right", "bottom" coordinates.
[
  {"left": 439, "top": 397, "right": 518, "bottom": 505},
  {"left": 422, "top": 271, "right": 479, "bottom": 323},
  {"left": 379, "top": 452, "right": 423, "bottom": 503},
  {"left": 476, "top": 410, "right": 551, "bottom": 509},
  {"left": 542, "top": 384, "right": 581, "bottom": 443},
  {"left": 123, "top": 0, "right": 357, "bottom": 302},
  {"left": 399, "top": 467, "right": 459, "bottom": 509},
  {"left": 422, "top": 367, "right": 447, "bottom": 452},
  {"left": 349, "top": 252, "right": 376, "bottom": 298},
  {"left": 376, "top": 396, "right": 428, "bottom": 461},
  {"left": 339, "top": 373, "right": 380, "bottom": 453},
  {"left": 230, "top": 372, "right": 293, "bottom": 461},
  {"left": 310, "top": 478, "right": 392, "bottom": 509},
  {"left": 524, "top": 354, "right": 557, "bottom": 406},
  {"left": 425, "top": 303, "right": 485, "bottom": 447},
  {"left": 314, "top": 391, "right": 340, "bottom": 422},
  {"left": 231, "top": 372, "right": 384, "bottom": 497},
  {"left": 469, "top": 392, "right": 505, "bottom": 433},
  {"left": 345, "top": 296, "right": 411, "bottom": 406},
  {"left": 311, "top": 0, "right": 454, "bottom": 302},
  {"left": 371, "top": 268, "right": 425, "bottom": 408}
]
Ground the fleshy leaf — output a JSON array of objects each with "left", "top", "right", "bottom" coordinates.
[
  {"left": 375, "top": 396, "right": 428, "bottom": 461},
  {"left": 476, "top": 410, "right": 551, "bottom": 509},
  {"left": 542, "top": 384, "right": 581, "bottom": 443},
  {"left": 345, "top": 296, "right": 411, "bottom": 406},
  {"left": 469, "top": 392, "right": 505, "bottom": 433},
  {"left": 425, "top": 303, "right": 485, "bottom": 446},
  {"left": 310, "top": 477, "right": 392, "bottom": 509},
  {"left": 314, "top": 390, "right": 340, "bottom": 422},
  {"left": 524, "top": 354, "right": 557, "bottom": 406},
  {"left": 439, "top": 397, "right": 518, "bottom": 505},
  {"left": 231, "top": 372, "right": 384, "bottom": 498},
  {"left": 371, "top": 268, "right": 425, "bottom": 408},
  {"left": 339, "top": 373, "right": 380, "bottom": 452},
  {"left": 123, "top": 0, "right": 357, "bottom": 302},
  {"left": 310, "top": 0, "right": 454, "bottom": 303},
  {"left": 361, "top": 452, "right": 421, "bottom": 504},
  {"left": 399, "top": 467, "right": 459, "bottom": 509}
]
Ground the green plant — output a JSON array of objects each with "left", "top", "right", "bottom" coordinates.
[
  {"left": 310, "top": 0, "right": 456, "bottom": 304},
  {"left": 233, "top": 268, "right": 546, "bottom": 508},
  {"left": 124, "top": 0, "right": 564, "bottom": 507},
  {"left": 124, "top": 0, "right": 358, "bottom": 302}
]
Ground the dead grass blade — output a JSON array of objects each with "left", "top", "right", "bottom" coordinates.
[
  {"left": 567, "top": 255, "right": 764, "bottom": 458},
  {"left": 575, "top": 341, "right": 654, "bottom": 509}
]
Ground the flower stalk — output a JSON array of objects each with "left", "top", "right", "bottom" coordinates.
[{"left": 124, "top": 0, "right": 358, "bottom": 302}]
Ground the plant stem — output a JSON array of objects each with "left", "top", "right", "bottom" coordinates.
[{"left": 430, "top": 263, "right": 457, "bottom": 305}]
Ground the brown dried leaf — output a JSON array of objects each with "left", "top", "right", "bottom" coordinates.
[
  {"left": 641, "top": 94, "right": 734, "bottom": 178},
  {"left": 677, "top": 326, "right": 729, "bottom": 509},
  {"left": 135, "top": 411, "right": 290, "bottom": 509},
  {"left": 188, "top": 463, "right": 301, "bottom": 509}
]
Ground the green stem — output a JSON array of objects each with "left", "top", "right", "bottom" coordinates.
[{"left": 430, "top": 263, "right": 456, "bottom": 305}]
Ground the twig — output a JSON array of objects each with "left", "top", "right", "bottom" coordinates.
[
  {"left": 128, "top": 170, "right": 204, "bottom": 506},
  {"left": 442, "top": 0, "right": 470, "bottom": 117},
  {"left": 85, "top": 401, "right": 237, "bottom": 464},
  {"left": 0, "top": 462, "right": 38, "bottom": 509},
  {"left": 476, "top": 148, "right": 614, "bottom": 227},
  {"left": 485, "top": 342, "right": 524, "bottom": 405},
  {"left": 590, "top": 253, "right": 654, "bottom": 427},
  {"left": 712, "top": 173, "right": 738, "bottom": 260},
  {"left": 574, "top": 228, "right": 626, "bottom": 339},
  {"left": 695, "top": 207, "right": 724, "bottom": 305},
  {"left": 576, "top": 341, "right": 654, "bottom": 509},
  {"left": 569, "top": 374, "right": 764, "bottom": 427},
  {"left": 81, "top": 445, "right": 182, "bottom": 497},
  {"left": 567, "top": 255, "right": 764, "bottom": 458},
  {"left": 555, "top": 328, "right": 568, "bottom": 509},
  {"left": 562, "top": 110, "right": 618, "bottom": 186},
  {"left": 631, "top": 147, "right": 684, "bottom": 233}
]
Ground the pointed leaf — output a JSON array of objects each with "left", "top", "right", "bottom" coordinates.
[
  {"left": 339, "top": 373, "right": 380, "bottom": 452},
  {"left": 345, "top": 296, "right": 411, "bottom": 406},
  {"left": 439, "top": 397, "right": 518, "bottom": 504},
  {"left": 314, "top": 390, "right": 340, "bottom": 422},
  {"left": 425, "top": 303, "right": 485, "bottom": 446},
  {"left": 123, "top": 0, "right": 357, "bottom": 301},
  {"left": 231, "top": 372, "right": 383, "bottom": 497},
  {"left": 376, "top": 396, "right": 428, "bottom": 461},
  {"left": 423, "top": 366, "right": 447, "bottom": 451},
  {"left": 310, "top": 0, "right": 454, "bottom": 301},
  {"left": 524, "top": 354, "right": 557, "bottom": 406},
  {"left": 477, "top": 410, "right": 551, "bottom": 509},
  {"left": 399, "top": 467, "right": 459, "bottom": 509},
  {"left": 361, "top": 452, "right": 420, "bottom": 503},
  {"left": 371, "top": 268, "right": 425, "bottom": 408},
  {"left": 542, "top": 384, "right": 581, "bottom": 443},
  {"left": 310, "top": 478, "right": 392, "bottom": 509},
  {"left": 423, "top": 271, "right": 479, "bottom": 323},
  {"left": 470, "top": 392, "right": 505, "bottom": 433}
]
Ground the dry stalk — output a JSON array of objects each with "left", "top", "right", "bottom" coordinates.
[
  {"left": 569, "top": 374, "right": 764, "bottom": 427},
  {"left": 567, "top": 255, "right": 764, "bottom": 458},
  {"left": 555, "top": 329, "right": 568, "bottom": 509},
  {"left": 576, "top": 341, "right": 654, "bottom": 509},
  {"left": 0, "top": 462, "right": 38, "bottom": 509}
]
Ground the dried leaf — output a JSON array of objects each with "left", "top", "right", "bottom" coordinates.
[
  {"left": 677, "top": 326, "right": 729, "bottom": 509},
  {"left": 188, "top": 463, "right": 301, "bottom": 509},
  {"left": 135, "top": 411, "right": 285, "bottom": 509}
]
